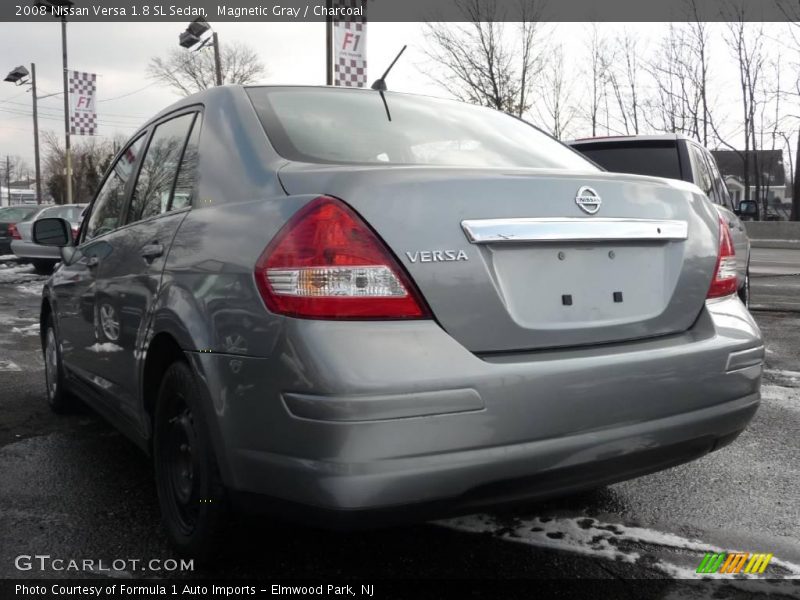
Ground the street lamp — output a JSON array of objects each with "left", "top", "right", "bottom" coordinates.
[
  {"left": 179, "top": 18, "right": 222, "bottom": 87},
  {"left": 4, "top": 64, "right": 43, "bottom": 204},
  {"left": 35, "top": 0, "right": 74, "bottom": 204}
]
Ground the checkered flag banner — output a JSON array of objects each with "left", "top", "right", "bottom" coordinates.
[
  {"left": 68, "top": 71, "right": 97, "bottom": 136},
  {"left": 332, "top": 0, "right": 367, "bottom": 87}
]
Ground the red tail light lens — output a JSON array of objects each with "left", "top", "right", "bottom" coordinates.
[
  {"left": 8, "top": 224, "right": 20, "bottom": 240},
  {"left": 707, "top": 217, "right": 738, "bottom": 299},
  {"left": 255, "top": 196, "right": 430, "bottom": 320}
]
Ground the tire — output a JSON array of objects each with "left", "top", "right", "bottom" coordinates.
[
  {"left": 32, "top": 259, "right": 55, "bottom": 275},
  {"left": 153, "top": 361, "right": 228, "bottom": 558},
  {"left": 42, "top": 313, "right": 75, "bottom": 413},
  {"left": 739, "top": 266, "right": 750, "bottom": 307}
]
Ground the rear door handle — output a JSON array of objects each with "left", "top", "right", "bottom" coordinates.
[{"left": 140, "top": 243, "right": 164, "bottom": 260}]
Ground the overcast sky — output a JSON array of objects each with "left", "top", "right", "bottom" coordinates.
[{"left": 0, "top": 21, "right": 795, "bottom": 173}]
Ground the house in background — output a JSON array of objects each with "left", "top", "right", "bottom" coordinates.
[{"left": 711, "top": 149, "right": 791, "bottom": 219}]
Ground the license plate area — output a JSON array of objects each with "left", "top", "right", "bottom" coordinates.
[{"left": 489, "top": 242, "right": 680, "bottom": 329}]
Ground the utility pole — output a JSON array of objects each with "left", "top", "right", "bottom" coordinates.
[
  {"left": 60, "top": 17, "right": 72, "bottom": 204},
  {"left": 30, "top": 63, "right": 42, "bottom": 204},
  {"left": 793, "top": 130, "right": 800, "bottom": 221},
  {"left": 325, "top": 0, "right": 333, "bottom": 85},
  {"left": 212, "top": 32, "right": 222, "bottom": 86},
  {"left": 5, "top": 156, "right": 11, "bottom": 206}
]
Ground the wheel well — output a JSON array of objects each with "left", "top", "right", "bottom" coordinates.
[{"left": 142, "top": 333, "right": 186, "bottom": 426}]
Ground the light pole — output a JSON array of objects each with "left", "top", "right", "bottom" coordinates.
[
  {"left": 4, "top": 65, "right": 43, "bottom": 204},
  {"left": 179, "top": 18, "right": 222, "bottom": 86},
  {"left": 36, "top": 0, "right": 74, "bottom": 204}
]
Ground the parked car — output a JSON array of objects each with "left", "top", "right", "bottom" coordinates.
[
  {"left": 11, "top": 203, "right": 87, "bottom": 273},
  {"left": 34, "top": 86, "right": 763, "bottom": 557},
  {"left": 0, "top": 205, "right": 40, "bottom": 255},
  {"left": 566, "top": 134, "right": 754, "bottom": 305}
]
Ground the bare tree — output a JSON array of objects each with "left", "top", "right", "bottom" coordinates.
[
  {"left": 607, "top": 29, "right": 642, "bottom": 135},
  {"left": 42, "top": 132, "right": 121, "bottom": 204},
  {"left": 423, "top": 0, "right": 547, "bottom": 116},
  {"left": 584, "top": 24, "right": 613, "bottom": 136},
  {"left": 148, "top": 41, "right": 266, "bottom": 96},
  {"left": 712, "top": 9, "right": 766, "bottom": 213},
  {"left": 535, "top": 44, "right": 577, "bottom": 139}
]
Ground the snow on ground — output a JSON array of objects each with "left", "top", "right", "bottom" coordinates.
[
  {"left": 761, "top": 384, "right": 800, "bottom": 412},
  {"left": 11, "top": 323, "right": 39, "bottom": 337},
  {"left": 0, "top": 360, "right": 22, "bottom": 372},
  {"left": 438, "top": 514, "right": 800, "bottom": 580},
  {"left": 86, "top": 343, "right": 123, "bottom": 353},
  {"left": 15, "top": 282, "right": 43, "bottom": 296},
  {"left": 0, "top": 255, "right": 17, "bottom": 261},
  {"left": 0, "top": 262, "right": 46, "bottom": 284}
]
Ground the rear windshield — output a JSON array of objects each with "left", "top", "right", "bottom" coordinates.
[
  {"left": 570, "top": 142, "right": 682, "bottom": 180},
  {"left": 0, "top": 206, "right": 37, "bottom": 221},
  {"left": 28, "top": 205, "right": 86, "bottom": 222},
  {"left": 246, "top": 87, "right": 596, "bottom": 170}
]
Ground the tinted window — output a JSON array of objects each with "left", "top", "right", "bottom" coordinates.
[
  {"left": 128, "top": 113, "right": 195, "bottom": 223},
  {"left": 689, "top": 145, "right": 715, "bottom": 200},
  {"left": 85, "top": 135, "right": 146, "bottom": 241},
  {"left": 247, "top": 87, "right": 595, "bottom": 170},
  {"left": 572, "top": 143, "right": 682, "bottom": 180},
  {"left": 704, "top": 151, "right": 733, "bottom": 210},
  {"left": 171, "top": 114, "right": 201, "bottom": 211}
]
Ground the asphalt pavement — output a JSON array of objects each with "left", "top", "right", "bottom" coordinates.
[{"left": 0, "top": 251, "right": 798, "bottom": 598}]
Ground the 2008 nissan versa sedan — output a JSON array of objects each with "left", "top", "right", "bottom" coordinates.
[{"left": 34, "top": 85, "right": 764, "bottom": 556}]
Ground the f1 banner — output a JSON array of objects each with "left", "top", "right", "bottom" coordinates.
[
  {"left": 69, "top": 70, "right": 97, "bottom": 136},
  {"left": 332, "top": 0, "right": 367, "bottom": 87}
]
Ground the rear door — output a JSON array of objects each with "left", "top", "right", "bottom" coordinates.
[{"left": 90, "top": 110, "right": 200, "bottom": 427}]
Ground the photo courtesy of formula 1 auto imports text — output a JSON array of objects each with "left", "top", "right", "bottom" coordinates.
[{"left": 0, "top": 1, "right": 799, "bottom": 599}]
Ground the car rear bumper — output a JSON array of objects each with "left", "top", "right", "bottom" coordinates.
[
  {"left": 188, "top": 296, "right": 763, "bottom": 515},
  {"left": 11, "top": 239, "right": 59, "bottom": 261}
]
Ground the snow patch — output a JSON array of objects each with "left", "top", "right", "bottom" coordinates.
[
  {"left": 0, "top": 360, "right": 22, "bottom": 372},
  {"left": 761, "top": 385, "right": 800, "bottom": 412},
  {"left": 86, "top": 343, "right": 123, "bottom": 353},
  {"left": 15, "top": 282, "right": 43, "bottom": 296},
  {"left": 439, "top": 514, "right": 800, "bottom": 579},
  {"left": 11, "top": 323, "right": 39, "bottom": 337},
  {"left": 0, "top": 262, "right": 45, "bottom": 284}
]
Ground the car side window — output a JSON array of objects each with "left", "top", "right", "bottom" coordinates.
[
  {"left": 127, "top": 113, "right": 196, "bottom": 224},
  {"left": 84, "top": 134, "right": 146, "bottom": 241},
  {"left": 171, "top": 114, "right": 201, "bottom": 211},
  {"left": 705, "top": 151, "right": 733, "bottom": 211},
  {"left": 689, "top": 145, "right": 715, "bottom": 202}
]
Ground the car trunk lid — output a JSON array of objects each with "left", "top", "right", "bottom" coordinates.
[{"left": 278, "top": 164, "right": 720, "bottom": 353}]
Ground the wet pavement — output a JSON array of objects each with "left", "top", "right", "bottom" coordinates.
[{"left": 0, "top": 254, "right": 798, "bottom": 597}]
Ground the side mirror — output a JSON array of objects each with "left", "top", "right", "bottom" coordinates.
[
  {"left": 33, "top": 217, "right": 73, "bottom": 247},
  {"left": 736, "top": 200, "right": 758, "bottom": 218}
]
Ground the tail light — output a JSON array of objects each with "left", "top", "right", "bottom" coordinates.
[
  {"left": 255, "top": 196, "right": 430, "bottom": 320},
  {"left": 8, "top": 224, "right": 20, "bottom": 240},
  {"left": 707, "top": 217, "right": 737, "bottom": 299},
  {"left": 71, "top": 225, "right": 79, "bottom": 241}
]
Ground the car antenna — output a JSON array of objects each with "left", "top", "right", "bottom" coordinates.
[
  {"left": 371, "top": 45, "right": 407, "bottom": 122},
  {"left": 371, "top": 45, "right": 407, "bottom": 92}
]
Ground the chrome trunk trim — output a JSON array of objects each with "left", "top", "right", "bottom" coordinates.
[{"left": 461, "top": 218, "right": 688, "bottom": 244}]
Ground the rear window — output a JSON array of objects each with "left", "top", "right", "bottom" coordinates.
[
  {"left": 571, "top": 142, "right": 682, "bottom": 180},
  {"left": 0, "top": 207, "right": 37, "bottom": 221},
  {"left": 246, "top": 87, "right": 596, "bottom": 170},
  {"left": 41, "top": 205, "right": 86, "bottom": 221}
]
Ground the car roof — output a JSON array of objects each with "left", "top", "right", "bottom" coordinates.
[{"left": 565, "top": 134, "right": 692, "bottom": 145}]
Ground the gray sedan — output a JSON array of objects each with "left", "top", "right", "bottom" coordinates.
[
  {"left": 11, "top": 203, "right": 87, "bottom": 273},
  {"left": 33, "top": 86, "right": 763, "bottom": 557}
]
